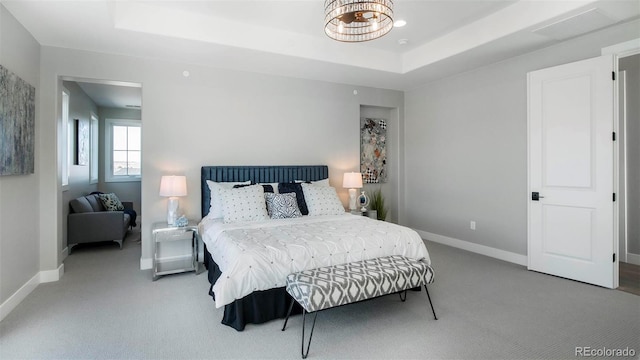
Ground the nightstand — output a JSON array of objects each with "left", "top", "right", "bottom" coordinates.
[
  {"left": 349, "top": 210, "right": 378, "bottom": 219},
  {"left": 152, "top": 220, "right": 202, "bottom": 281}
]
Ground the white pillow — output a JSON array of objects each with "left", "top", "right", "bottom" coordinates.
[
  {"left": 220, "top": 185, "right": 269, "bottom": 223},
  {"left": 296, "top": 178, "right": 330, "bottom": 187},
  {"left": 206, "top": 180, "right": 251, "bottom": 219},
  {"left": 301, "top": 183, "right": 345, "bottom": 216}
]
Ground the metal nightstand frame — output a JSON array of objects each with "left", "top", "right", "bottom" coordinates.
[{"left": 152, "top": 220, "right": 203, "bottom": 281}]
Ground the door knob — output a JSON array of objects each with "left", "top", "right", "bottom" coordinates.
[{"left": 532, "top": 192, "right": 545, "bottom": 201}]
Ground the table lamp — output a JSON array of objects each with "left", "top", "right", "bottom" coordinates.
[
  {"left": 159, "top": 175, "right": 187, "bottom": 225},
  {"left": 343, "top": 172, "right": 363, "bottom": 211}
]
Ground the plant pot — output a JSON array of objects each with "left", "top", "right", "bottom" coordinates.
[{"left": 366, "top": 210, "right": 378, "bottom": 220}]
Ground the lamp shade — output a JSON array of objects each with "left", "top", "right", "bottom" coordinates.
[
  {"left": 343, "top": 172, "right": 363, "bottom": 189},
  {"left": 159, "top": 175, "right": 187, "bottom": 197}
]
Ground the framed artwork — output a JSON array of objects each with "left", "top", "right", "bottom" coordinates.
[
  {"left": 75, "top": 119, "right": 89, "bottom": 166},
  {"left": 0, "top": 64, "right": 35, "bottom": 176},
  {"left": 360, "top": 117, "right": 387, "bottom": 183}
]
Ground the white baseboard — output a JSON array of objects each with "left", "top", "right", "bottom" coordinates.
[
  {"left": 415, "top": 229, "right": 528, "bottom": 266},
  {"left": 0, "top": 273, "right": 40, "bottom": 322},
  {"left": 0, "top": 263, "right": 62, "bottom": 322},
  {"left": 1, "top": 265, "right": 65, "bottom": 321},
  {"left": 625, "top": 252, "right": 640, "bottom": 266},
  {"left": 39, "top": 264, "right": 64, "bottom": 283},
  {"left": 140, "top": 257, "right": 152, "bottom": 270}
]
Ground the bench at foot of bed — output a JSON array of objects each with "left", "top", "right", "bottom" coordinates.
[{"left": 282, "top": 255, "right": 437, "bottom": 359}]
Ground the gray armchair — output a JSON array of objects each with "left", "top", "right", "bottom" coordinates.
[{"left": 67, "top": 194, "right": 132, "bottom": 253}]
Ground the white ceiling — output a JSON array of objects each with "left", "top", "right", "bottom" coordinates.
[
  {"left": 75, "top": 81, "right": 142, "bottom": 109},
  {"left": 3, "top": 0, "right": 639, "bottom": 96}
]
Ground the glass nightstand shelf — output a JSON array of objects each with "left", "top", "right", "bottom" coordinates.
[{"left": 152, "top": 220, "right": 202, "bottom": 281}]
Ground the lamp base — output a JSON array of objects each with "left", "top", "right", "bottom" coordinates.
[
  {"left": 167, "top": 197, "right": 179, "bottom": 225},
  {"left": 348, "top": 188, "right": 357, "bottom": 211}
]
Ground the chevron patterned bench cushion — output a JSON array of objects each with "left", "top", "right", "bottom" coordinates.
[{"left": 285, "top": 255, "right": 434, "bottom": 313}]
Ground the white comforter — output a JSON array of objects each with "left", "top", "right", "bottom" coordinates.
[{"left": 199, "top": 214, "right": 430, "bottom": 308}]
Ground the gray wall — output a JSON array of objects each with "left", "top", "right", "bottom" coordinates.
[
  {"left": 61, "top": 81, "right": 99, "bottom": 251},
  {"left": 0, "top": 5, "right": 41, "bottom": 304},
  {"left": 97, "top": 107, "right": 142, "bottom": 217},
  {"left": 38, "top": 46, "right": 404, "bottom": 270},
  {"left": 620, "top": 54, "right": 640, "bottom": 256},
  {"left": 404, "top": 19, "right": 640, "bottom": 256}
]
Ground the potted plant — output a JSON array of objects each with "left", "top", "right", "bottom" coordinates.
[{"left": 369, "top": 188, "right": 388, "bottom": 221}]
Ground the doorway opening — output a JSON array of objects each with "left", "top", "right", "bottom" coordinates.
[
  {"left": 58, "top": 77, "right": 142, "bottom": 261},
  {"left": 617, "top": 52, "right": 640, "bottom": 296}
]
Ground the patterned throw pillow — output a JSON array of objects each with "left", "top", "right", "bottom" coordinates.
[
  {"left": 301, "top": 183, "right": 345, "bottom": 216},
  {"left": 220, "top": 185, "right": 269, "bottom": 223},
  {"left": 265, "top": 193, "right": 302, "bottom": 219},
  {"left": 98, "top": 193, "right": 124, "bottom": 211}
]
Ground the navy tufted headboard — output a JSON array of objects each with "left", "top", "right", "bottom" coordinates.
[{"left": 201, "top": 165, "right": 329, "bottom": 218}]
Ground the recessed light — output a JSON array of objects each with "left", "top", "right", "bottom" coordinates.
[
  {"left": 398, "top": 39, "right": 409, "bottom": 45},
  {"left": 183, "top": 70, "right": 190, "bottom": 77},
  {"left": 394, "top": 20, "right": 407, "bottom": 28}
]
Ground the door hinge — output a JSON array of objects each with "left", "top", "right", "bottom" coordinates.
[
  {"left": 612, "top": 71, "right": 616, "bottom": 81},
  {"left": 613, "top": 253, "right": 616, "bottom": 262},
  {"left": 613, "top": 193, "right": 616, "bottom": 202},
  {"left": 613, "top": 132, "right": 616, "bottom": 141}
]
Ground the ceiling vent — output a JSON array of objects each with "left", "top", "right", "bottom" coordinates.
[{"left": 532, "top": 8, "right": 616, "bottom": 41}]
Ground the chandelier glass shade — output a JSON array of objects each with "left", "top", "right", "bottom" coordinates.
[{"left": 324, "top": 0, "right": 394, "bottom": 42}]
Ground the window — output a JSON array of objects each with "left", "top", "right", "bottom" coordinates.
[
  {"left": 61, "top": 89, "right": 70, "bottom": 189},
  {"left": 90, "top": 114, "right": 99, "bottom": 184},
  {"left": 105, "top": 118, "right": 141, "bottom": 182}
]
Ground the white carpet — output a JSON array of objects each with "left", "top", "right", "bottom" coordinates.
[{"left": 1, "top": 229, "right": 638, "bottom": 359}]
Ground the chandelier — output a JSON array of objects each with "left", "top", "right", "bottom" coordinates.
[{"left": 324, "top": 0, "right": 394, "bottom": 42}]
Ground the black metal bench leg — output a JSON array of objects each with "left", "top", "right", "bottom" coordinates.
[
  {"left": 282, "top": 300, "right": 295, "bottom": 331},
  {"left": 301, "top": 309, "right": 318, "bottom": 359},
  {"left": 424, "top": 284, "right": 438, "bottom": 320},
  {"left": 399, "top": 290, "right": 407, "bottom": 302}
]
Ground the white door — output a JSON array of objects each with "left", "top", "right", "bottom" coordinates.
[{"left": 528, "top": 55, "right": 616, "bottom": 289}]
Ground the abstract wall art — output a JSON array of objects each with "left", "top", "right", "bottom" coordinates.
[
  {"left": 75, "top": 119, "right": 89, "bottom": 166},
  {"left": 0, "top": 64, "right": 35, "bottom": 176},
  {"left": 360, "top": 117, "right": 387, "bottom": 183}
]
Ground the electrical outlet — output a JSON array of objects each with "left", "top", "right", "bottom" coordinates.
[{"left": 470, "top": 221, "right": 476, "bottom": 230}]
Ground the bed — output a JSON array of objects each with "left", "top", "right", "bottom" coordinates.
[{"left": 199, "top": 165, "right": 431, "bottom": 331}]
